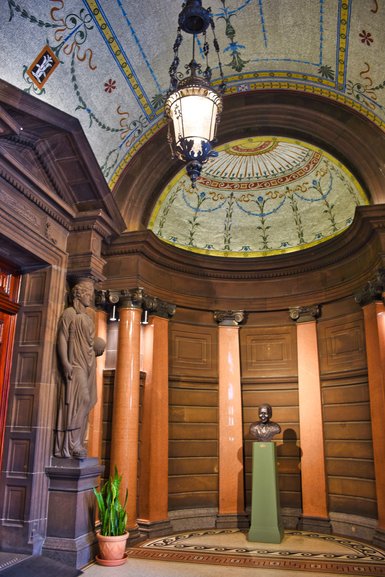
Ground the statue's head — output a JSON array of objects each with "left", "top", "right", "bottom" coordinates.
[
  {"left": 258, "top": 403, "right": 272, "bottom": 423},
  {"left": 71, "top": 280, "right": 94, "bottom": 307}
]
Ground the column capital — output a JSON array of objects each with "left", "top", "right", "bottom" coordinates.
[
  {"left": 95, "top": 288, "right": 176, "bottom": 317},
  {"left": 145, "top": 296, "right": 176, "bottom": 319},
  {"left": 355, "top": 268, "right": 385, "bottom": 306},
  {"left": 289, "top": 305, "right": 320, "bottom": 323},
  {"left": 214, "top": 310, "right": 245, "bottom": 326}
]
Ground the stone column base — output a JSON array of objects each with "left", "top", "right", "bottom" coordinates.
[
  {"left": 42, "top": 534, "right": 97, "bottom": 569},
  {"left": 126, "top": 524, "right": 142, "bottom": 544},
  {"left": 216, "top": 513, "right": 249, "bottom": 529},
  {"left": 137, "top": 519, "right": 173, "bottom": 539},
  {"left": 297, "top": 515, "right": 332, "bottom": 534},
  {"left": 42, "top": 457, "right": 103, "bottom": 569}
]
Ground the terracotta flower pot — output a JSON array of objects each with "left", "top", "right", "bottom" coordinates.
[{"left": 96, "top": 532, "right": 128, "bottom": 566}]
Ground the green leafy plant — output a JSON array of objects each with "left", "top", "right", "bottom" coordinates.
[{"left": 93, "top": 467, "right": 128, "bottom": 536}]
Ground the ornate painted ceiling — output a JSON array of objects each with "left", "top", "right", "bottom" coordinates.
[
  {"left": 149, "top": 137, "right": 367, "bottom": 257},
  {"left": 0, "top": 1, "right": 383, "bottom": 256}
]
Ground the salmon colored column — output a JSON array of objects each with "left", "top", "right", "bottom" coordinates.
[
  {"left": 290, "top": 306, "right": 330, "bottom": 533},
  {"left": 110, "top": 295, "right": 142, "bottom": 537},
  {"left": 361, "top": 299, "right": 385, "bottom": 547},
  {"left": 214, "top": 311, "right": 248, "bottom": 529},
  {"left": 138, "top": 302, "right": 175, "bottom": 538},
  {"left": 87, "top": 308, "right": 107, "bottom": 459}
]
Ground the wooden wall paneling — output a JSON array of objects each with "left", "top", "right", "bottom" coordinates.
[
  {"left": 240, "top": 319, "right": 300, "bottom": 512},
  {"left": 322, "top": 375, "right": 376, "bottom": 518},
  {"left": 169, "top": 380, "right": 218, "bottom": 511},
  {"left": 168, "top": 318, "right": 218, "bottom": 510},
  {"left": 87, "top": 309, "right": 108, "bottom": 461},
  {"left": 241, "top": 325, "right": 298, "bottom": 379},
  {"left": 318, "top": 307, "right": 375, "bottom": 519},
  {"left": 318, "top": 313, "right": 367, "bottom": 375},
  {"left": 101, "top": 369, "right": 115, "bottom": 483},
  {"left": 170, "top": 322, "right": 218, "bottom": 379},
  {"left": 242, "top": 382, "right": 301, "bottom": 510}
]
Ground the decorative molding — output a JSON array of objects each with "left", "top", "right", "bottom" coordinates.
[
  {"left": 355, "top": 268, "right": 385, "bottom": 306},
  {"left": 44, "top": 219, "right": 58, "bottom": 245},
  {"left": 103, "top": 206, "right": 385, "bottom": 281},
  {"left": 214, "top": 310, "right": 245, "bottom": 326},
  {"left": 69, "top": 213, "right": 120, "bottom": 239},
  {"left": 289, "top": 305, "right": 320, "bottom": 323}
]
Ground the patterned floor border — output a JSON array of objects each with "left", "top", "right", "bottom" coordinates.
[
  {"left": 126, "top": 529, "right": 385, "bottom": 576},
  {"left": 0, "top": 553, "right": 29, "bottom": 571}
]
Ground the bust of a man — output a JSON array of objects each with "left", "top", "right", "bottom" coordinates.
[{"left": 249, "top": 403, "right": 281, "bottom": 442}]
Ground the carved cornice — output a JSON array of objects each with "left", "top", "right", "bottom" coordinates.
[
  {"left": 2, "top": 134, "right": 65, "bottom": 199},
  {"left": 289, "top": 305, "right": 321, "bottom": 323},
  {"left": 96, "top": 288, "right": 176, "bottom": 318},
  {"left": 0, "top": 164, "right": 70, "bottom": 229},
  {"left": 214, "top": 310, "right": 245, "bottom": 326},
  {"left": 0, "top": 162, "right": 121, "bottom": 241},
  {"left": 355, "top": 268, "right": 385, "bottom": 306},
  {"left": 69, "top": 211, "right": 121, "bottom": 239}
]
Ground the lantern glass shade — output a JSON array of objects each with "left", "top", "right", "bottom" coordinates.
[{"left": 165, "top": 83, "right": 222, "bottom": 161}]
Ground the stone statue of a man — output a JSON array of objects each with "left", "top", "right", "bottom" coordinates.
[
  {"left": 249, "top": 403, "right": 281, "bottom": 442},
  {"left": 54, "top": 280, "right": 105, "bottom": 459}
]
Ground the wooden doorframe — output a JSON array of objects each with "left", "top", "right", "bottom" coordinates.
[{"left": 0, "top": 264, "right": 21, "bottom": 467}]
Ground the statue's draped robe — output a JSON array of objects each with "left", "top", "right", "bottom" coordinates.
[{"left": 54, "top": 306, "right": 96, "bottom": 458}]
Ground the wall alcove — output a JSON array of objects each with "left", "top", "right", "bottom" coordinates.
[{"left": 97, "top": 86, "right": 385, "bottom": 544}]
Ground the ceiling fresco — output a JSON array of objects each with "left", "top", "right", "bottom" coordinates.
[
  {"left": 1, "top": 0, "right": 384, "bottom": 194},
  {"left": 149, "top": 137, "right": 367, "bottom": 257}
]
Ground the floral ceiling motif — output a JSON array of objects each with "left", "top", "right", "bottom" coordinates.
[
  {"left": 149, "top": 137, "right": 367, "bottom": 257},
  {"left": 0, "top": 1, "right": 384, "bottom": 192}
]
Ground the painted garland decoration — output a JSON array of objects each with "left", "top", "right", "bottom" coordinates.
[{"left": 149, "top": 137, "right": 367, "bottom": 257}]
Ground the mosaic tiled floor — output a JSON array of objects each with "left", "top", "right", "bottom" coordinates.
[{"left": 126, "top": 529, "right": 385, "bottom": 575}]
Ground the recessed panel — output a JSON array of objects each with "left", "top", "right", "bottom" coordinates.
[
  {"left": 11, "top": 395, "right": 34, "bottom": 431},
  {"left": 241, "top": 326, "right": 297, "bottom": 378},
  {"left": 7, "top": 439, "right": 30, "bottom": 478}
]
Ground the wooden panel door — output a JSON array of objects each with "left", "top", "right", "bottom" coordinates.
[
  {"left": 0, "top": 311, "right": 17, "bottom": 465},
  {"left": 0, "top": 266, "right": 20, "bottom": 467}
]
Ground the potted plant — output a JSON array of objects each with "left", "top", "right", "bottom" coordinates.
[{"left": 93, "top": 466, "right": 128, "bottom": 566}]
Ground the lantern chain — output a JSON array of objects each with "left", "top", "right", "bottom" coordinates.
[
  {"left": 210, "top": 18, "right": 225, "bottom": 94},
  {"left": 169, "top": 27, "right": 183, "bottom": 92}
]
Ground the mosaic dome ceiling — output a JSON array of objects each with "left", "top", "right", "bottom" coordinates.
[
  {"left": 149, "top": 137, "right": 367, "bottom": 257},
  {"left": 1, "top": 0, "right": 385, "bottom": 194}
]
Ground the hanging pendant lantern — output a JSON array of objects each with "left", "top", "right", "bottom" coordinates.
[{"left": 165, "top": 0, "right": 225, "bottom": 187}]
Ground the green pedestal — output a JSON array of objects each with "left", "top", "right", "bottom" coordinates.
[{"left": 248, "top": 442, "right": 284, "bottom": 543}]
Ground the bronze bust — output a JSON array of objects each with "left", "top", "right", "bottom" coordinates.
[{"left": 249, "top": 403, "right": 281, "bottom": 442}]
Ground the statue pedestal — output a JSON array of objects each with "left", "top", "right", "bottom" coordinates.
[
  {"left": 42, "top": 457, "right": 103, "bottom": 569},
  {"left": 248, "top": 442, "right": 283, "bottom": 543}
]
